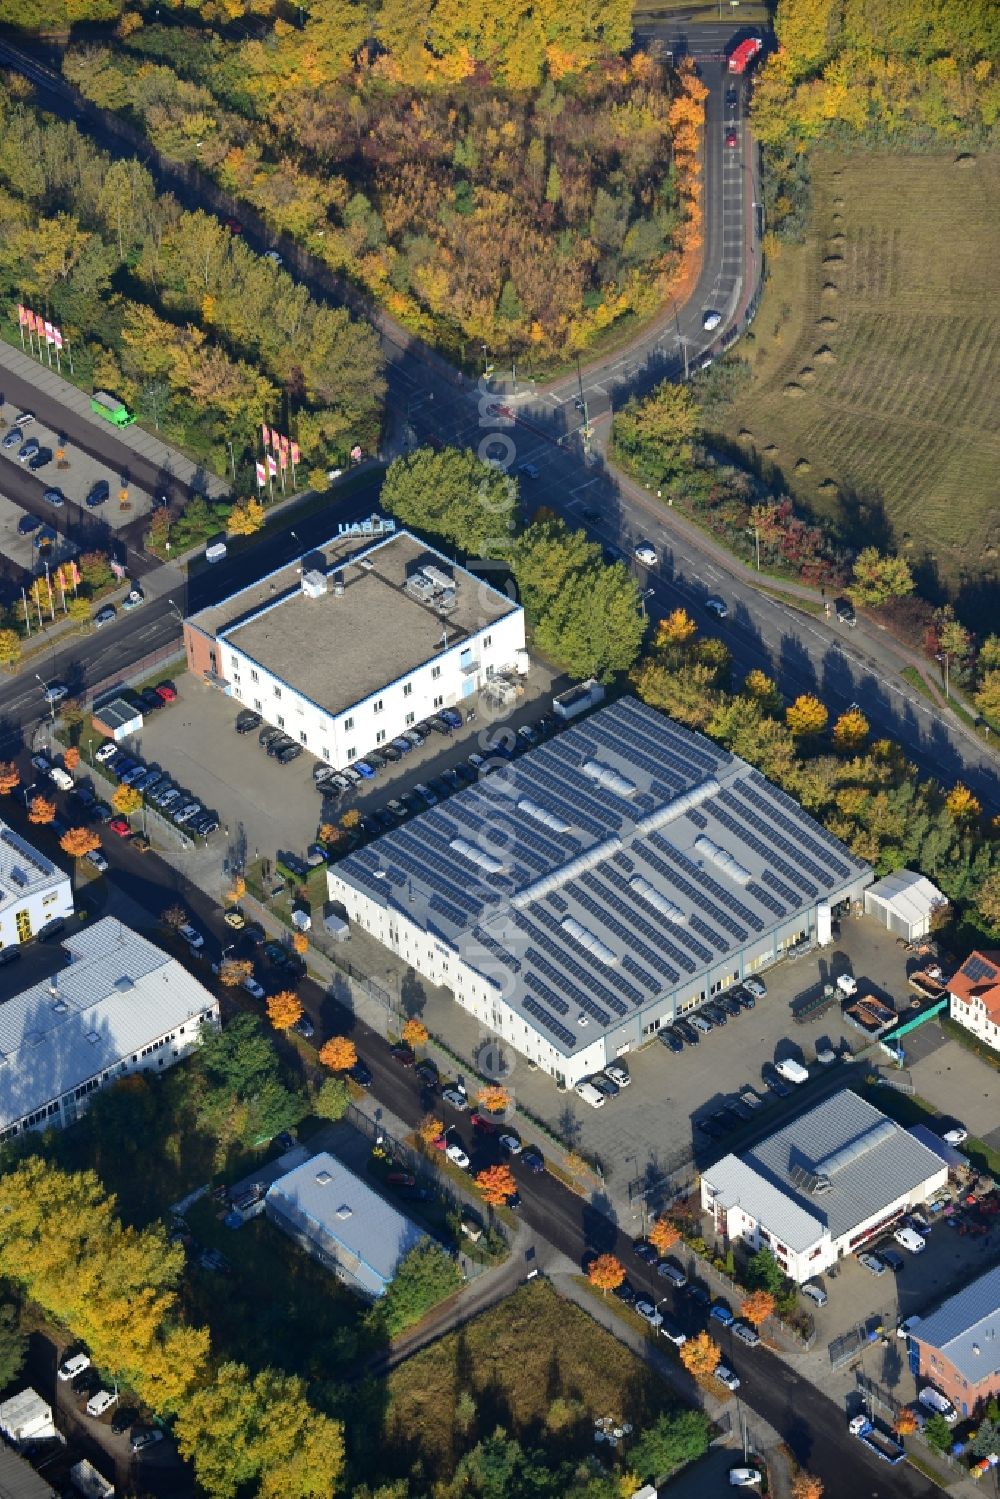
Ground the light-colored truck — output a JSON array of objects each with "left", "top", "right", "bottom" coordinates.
[
  {"left": 775, "top": 1058, "right": 810, "bottom": 1085},
  {"left": 918, "top": 1387, "right": 958, "bottom": 1424}
]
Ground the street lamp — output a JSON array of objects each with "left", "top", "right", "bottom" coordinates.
[
  {"left": 166, "top": 598, "right": 185, "bottom": 626},
  {"left": 34, "top": 673, "right": 55, "bottom": 725}
]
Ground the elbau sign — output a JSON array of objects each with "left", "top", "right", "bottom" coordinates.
[{"left": 337, "top": 515, "right": 396, "bottom": 539}]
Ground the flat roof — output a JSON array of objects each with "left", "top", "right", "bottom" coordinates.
[
  {"left": 705, "top": 1091, "right": 947, "bottom": 1251},
  {"left": 334, "top": 696, "right": 872, "bottom": 1055},
  {"left": 189, "top": 528, "right": 520, "bottom": 720},
  {"left": 911, "top": 1264, "right": 1000, "bottom": 1385},
  {"left": 92, "top": 697, "right": 142, "bottom": 731},
  {"left": 0, "top": 1445, "right": 58, "bottom": 1499},
  {"left": 0, "top": 918, "right": 217, "bottom": 1130},
  {"left": 266, "top": 1151, "right": 425, "bottom": 1295},
  {"left": 0, "top": 821, "right": 65, "bottom": 908}
]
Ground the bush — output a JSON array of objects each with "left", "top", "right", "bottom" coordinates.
[{"left": 376, "top": 1242, "right": 462, "bottom": 1337}]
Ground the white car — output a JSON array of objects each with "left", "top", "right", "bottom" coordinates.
[
  {"left": 702, "top": 311, "right": 722, "bottom": 331},
  {"left": 705, "top": 596, "right": 729, "bottom": 619},
  {"left": 715, "top": 1364, "right": 741, "bottom": 1392},
  {"left": 743, "top": 977, "right": 767, "bottom": 999},
  {"left": 729, "top": 1469, "right": 762, "bottom": 1488},
  {"left": 58, "top": 1352, "right": 90, "bottom": 1381},
  {"left": 604, "top": 1063, "right": 631, "bottom": 1088},
  {"left": 635, "top": 1299, "right": 663, "bottom": 1329},
  {"left": 498, "top": 1134, "right": 522, "bottom": 1155},
  {"left": 86, "top": 1389, "right": 118, "bottom": 1418},
  {"left": 95, "top": 742, "right": 118, "bottom": 764},
  {"left": 43, "top": 683, "right": 68, "bottom": 705},
  {"left": 264, "top": 250, "right": 283, "bottom": 264},
  {"left": 942, "top": 1126, "right": 968, "bottom": 1146},
  {"left": 242, "top": 976, "right": 266, "bottom": 1001},
  {"left": 85, "top": 849, "right": 109, "bottom": 873},
  {"left": 178, "top": 923, "right": 204, "bottom": 949},
  {"left": 634, "top": 543, "right": 658, "bottom": 567},
  {"left": 445, "top": 1143, "right": 470, "bottom": 1170}
]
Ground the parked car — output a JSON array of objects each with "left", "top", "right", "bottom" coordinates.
[
  {"left": 17, "top": 512, "right": 42, "bottom": 534},
  {"left": 178, "top": 923, "right": 204, "bottom": 949},
  {"left": 743, "top": 976, "right": 767, "bottom": 999},
  {"left": 108, "top": 817, "right": 131, "bottom": 838},
  {"left": 349, "top": 1058, "right": 373, "bottom": 1088},
  {"left": 442, "top": 1087, "right": 469, "bottom": 1110},
  {"left": 28, "top": 447, "right": 53, "bottom": 471},
  {"left": 604, "top": 1062, "right": 631, "bottom": 1088},
  {"left": 42, "top": 487, "right": 65, "bottom": 506},
  {"left": 58, "top": 1351, "right": 91, "bottom": 1381},
  {"left": 445, "top": 1142, "right": 470, "bottom": 1170},
  {"left": 293, "top": 1014, "right": 315, "bottom": 1039},
  {"left": 155, "top": 682, "right": 178, "bottom": 703},
  {"left": 705, "top": 596, "right": 729, "bottom": 619},
  {"left": 85, "top": 849, "right": 108, "bottom": 873},
  {"left": 732, "top": 1321, "right": 761, "bottom": 1348},
  {"left": 635, "top": 1300, "right": 663, "bottom": 1330},
  {"left": 242, "top": 976, "right": 265, "bottom": 1001},
  {"left": 715, "top": 1364, "right": 741, "bottom": 1392},
  {"left": 131, "top": 1426, "right": 164, "bottom": 1453},
  {"left": 85, "top": 479, "right": 110, "bottom": 507},
  {"left": 236, "top": 710, "right": 261, "bottom": 733},
  {"left": 522, "top": 1147, "right": 544, "bottom": 1173},
  {"left": 17, "top": 438, "right": 40, "bottom": 463},
  {"left": 659, "top": 1027, "right": 685, "bottom": 1053},
  {"left": 710, "top": 1301, "right": 735, "bottom": 1328},
  {"left": 390, "top": 1044, "right": 414, "bottom": 1067},
  {"left": 858, "top": 1251, "right": 885, "bottom": 1276},
  {"left": 498, "top": 1133, "right": 522, "bottom": 1156},
  {"left": 87, "top": 1390, "right": 118, "bottom": 1418}
]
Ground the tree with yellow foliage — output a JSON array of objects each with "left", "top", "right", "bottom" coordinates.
[
  {"left": 790, "top": 1474, "right": 823, "bottom": 1499},
  {"left": 112, "top": 783, "right": 143, "bottom": 816},
  {"left": 833, "top": 708, "right": 869, "bottom": 749},
  {"left": 744, "top": 669, "right": 782, "bottom": 716},
  {"left": 679, "top": 1331, "right": 721, "bottom": 1382},
  {"left": 218, "top": 958, "right": 253, "bottom": 987},
  {"left": 60, "top": 827, "right": 101, "bottom": 860},
  {"left": 64, "top": 747, "right": 80, "bottom": 771},
  {"left": 266, "top": 990, "right": 303, "bottom": 1031},
  {"left": 587, "top": 1253, "right": 625, "bottom": 1297},
  {"left": 946, "top": 783, "right": 981, "bottom": 823},
  {"left": 475, "top": 1163, "right": 517, "bottom": 1206},
  {"left": 893, "top": 1406, "right": 918, "bottom": 1437},
  {"left": 0, "top": 761, "right": 20, "bottom": 795},
  {"left": 401, "top": 1017, "right": 429, "bottom": 1050},
  {"left": 291, "top": 931, "right": 308, "bottom": 955},
  {"left": 319, "top": 1035, "right": 356, "bottom": 1071},
  {"left": 418, "top": 1113, "right": 444, "bottom": 1146},
  {"left": 225, "top": 875, "right": 246, "bottom": 904},
  {"left": 28, "top": 795, "right": 56, "bottom": 825},
  {"left": 657, "top": 609, "right": 698, "bottom": 647},
  {"left": 785, "top": 694, "right": 828, "bottom": 737},
  {"left": 648, "top": 1219, "right": 680, "bottom": 1255},
  {"left": 227, "top": 499, "right": 266, "bottom": 536}
]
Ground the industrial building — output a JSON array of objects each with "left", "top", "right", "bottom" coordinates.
[
  {"left": 947, "top": 950, "right": 1000, "bottom": 1051},
  {"left": 265, "top": 1151, "right": 426, "bottom": 1299},
  {"left": 908, "top": 1264, "right": 1000, "bottom": 1417},
  {"left": 327, "top": 696, "right": 872, "bottom": 1085},
  {"left": 0, "top": 819, "right": 72, "bottom": 951},
  {"left": 0, "top": 917, "right": 220, "bottom": 1142},
  {"left": 700, "top": 1090, "right": 948, "bottom": 1282},
  {"left": 183, "top": 526, "right": 525, "bottom": 770},
  {"left": 863, "top": 869, "right": 947, "bottom": 943}
]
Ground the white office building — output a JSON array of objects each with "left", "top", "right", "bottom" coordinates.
[
  {"left": 183, "top": 525, "right": 525, "bottom": 770},
  {"left": 700, "top": 1091, "right": 948, "bottom": 1282},
  {"left": 0, "top": 819, "right": 73, "bottom": 950},
  {"left": 0, "top": 917, "right": 220, "bottom": 1142},
  {"left": 327, "top": 697, "right": 872, "bottom": 1086}
]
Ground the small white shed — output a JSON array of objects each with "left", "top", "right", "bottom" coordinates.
[
  {"left": 0, "top": 1388, "right": 58, "bottom": 1446},
  {"left": 864, "top": 870, "right": 947, "bottom": 942}
]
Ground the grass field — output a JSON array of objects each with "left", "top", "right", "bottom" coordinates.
[
  {"left": 716, "top": 152, "right": 1000, "bottom": 613},
  {"left": 372, "top": 1278, "right": 672, "bottom": 1483}
]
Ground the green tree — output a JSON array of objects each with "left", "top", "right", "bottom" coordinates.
[
  {"left": 380, "top": 447, "right": 517, "bottom": 558},
  {"left": 847, "top": 548, "right": 914, "bottom": 608},
  {"left": 923, "top": 1412, "right": 954, "bottom": 1455},
  {"left": 745, "top": 1246, "right": 785, "bottom": 1296},
  {"left": 0, "top": 1302, "right": 27, "bottom": 1388},
  {"left": 378, "top": 1241, "right": 462, "bottom": 1337},
  {"left": 630, "top": 1409, "right": 711, "bottom": 1482},
  {"left": 0, "top": 628, "right": 21, "bottom": 668},
  {"left": 612, "top": 380, "right": 700, "bottom": 487},
  {"left": 314, "top": 1075, "right": 351, "bottom": 1121},
  {"left": 199, "top": 1012, "right": 277, "bottom": 1098}
]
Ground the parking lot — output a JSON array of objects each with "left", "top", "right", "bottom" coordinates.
[
  {"left": 0, "top": 407, "right": 153, "bottom": 532},
  {"left": 903, "top": 1022, "right": 1000, "bottom": 1149},
  {"left": 133, "top": 656, "right": 566, "bottom": 874},
  {"left": 0, "top": 493, "right": 79, "bottom": 576}
]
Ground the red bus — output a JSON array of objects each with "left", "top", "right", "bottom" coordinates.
[{"left": 728, "top": 37, "right": 763, "bottom": 74}]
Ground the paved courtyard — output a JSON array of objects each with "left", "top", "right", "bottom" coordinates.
[
  {"left": 0, "top": 413, "right": 153, "bottom": 529},
  {"left": 0, "top": 494, "right": 79, "bottom": 577},
  {"left": 903, "top": 1022, "right": 1000, "bottom": 1148}
]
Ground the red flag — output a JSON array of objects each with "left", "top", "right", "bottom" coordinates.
[
  {"left": 25, "top": 310, "right": 37, "bottom": 332},
  {"left": 278, "top": 445, "right": 287, "bottom": 470},
  {"left": 255, "top": 461, "right": 266, "bottom": 487},
  {"left": 290, "top": 441, "right": 300, "bottom": 466},
  {"left": 266, "top": 454, "right": 277, "bottom": 478},
  {"left": 53, "top": 326, "right": 63, "bottom": 350},
  {"left": 279, "top": 433, "right": 289, "bottom": 455},
  {"left": 17, "top": 305, "right": 26, "bottom": 326},
  {"left": 262, "top": 423, "right": 271, "bottom": 448}
]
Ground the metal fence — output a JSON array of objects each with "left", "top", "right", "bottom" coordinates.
[{"left": 87, "top": 643, "right": 186, "bottom": 710}]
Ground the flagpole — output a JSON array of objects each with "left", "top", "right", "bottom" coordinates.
[
  {"left": 21, "top": 587, "right": 31, "bottom": 638},
  {"left": 66, "top": 338, "right": 74, "bottom": 375},
  {"left": 18, "top": 318, "right": 24, "bottom": 352}
]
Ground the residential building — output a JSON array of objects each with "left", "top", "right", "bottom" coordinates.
[
  {"left": 700, "top": 1090, "right": 948, "bottom": 1282},
  {"left": 863, "top": 869, "right": 947, "bottom": 942},
  {"left": 265, "top": 1151, "right": 426, "bottom": 1299},
  {"left": 0, "top": 918, "right": 219, "bottom": 1142},
  {"left": 909, "top": 1264, "right": 1000, "bottom": 1417},
  {"left": 947, "top": 951, "right": 1000, "bottom": 1051},
  {"left": 0, "top": 821, "right": 72, "bottom": 950},
  {"left": 327, "top": 696, "right": 872, "bottom": 1086},
  {"left": 183, "top": 526, "right": 524, "bottom": 770}
]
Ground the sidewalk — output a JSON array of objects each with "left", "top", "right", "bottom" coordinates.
[{"left": 0, "top": 337, "right": 229, "bottom": 500}]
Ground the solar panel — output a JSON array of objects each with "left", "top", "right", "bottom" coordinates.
[
  {"left": 524, "top": 968, "right": 571, "bottom": 1016},
  {"left": 719, "top": 786, "right": 828, "bottom": 889},
  {"left": 746, "top": 881, "right": 785, "bottom": 919},
  {"left": 962, "top": 955, "right": 999, "bottom": 984},
  {"left": 761, "top": 868, "right": 799, "bottom": 906},
  {"left": 647, "top": 833, "right": 757, "bottom": 935},
  {"left": 750, "top": 770, "right": 854, "bottom": 874},
  {"left": 547, "top": 891, "right": 568, "bottom": 913},
  {"left": 584, "top": 869, "right": 685, "bottom": 982},
  {"left": 710, "top": 799, "right": 817, "bottom": 900},
  {"left": 686, "top": 809, "right": 708, "bottom": 829},
  {"left": 429, "top": 893, "right": 468, "bottom": 926},
  {"left": 622, "top": 952, "right": 661, "bottom": 994},
  {"left": 470, "top": 925, "right": 521, "bottom": 973},
  {"left": 524, "top": 914, "right": 627, "bottom": 1018},
  {"left": 568, "top": 880, "right": 672, "bottom": 995},
  {"left": 522, "top": 994, "right": 577, "bottom": 1050}
]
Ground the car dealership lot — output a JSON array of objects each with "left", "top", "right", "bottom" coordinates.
[
  {"left": 0, "top": 493, "right": 80, "bottom": 574},
  {"left": 0, "top": 409, "right": 153, "bottom": 530}
]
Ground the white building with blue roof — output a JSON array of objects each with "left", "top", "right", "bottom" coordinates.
[
  {"left": 0, "top": 819, "right": 72, "bottom": 949},
  {"left": 265, "top": 1151, "right": 427, "bottom": 1299},
  {"left": 700, "top": 1090, "right": 948, "bottom": 1282}
]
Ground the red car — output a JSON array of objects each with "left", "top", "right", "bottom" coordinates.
[
  {"left": 386, "top": 1171, "right": 415, "bottom": 1187},
  {"left": 726, "top": 128, "right": 739, "bottom": 148},
  {"left": 222, "top": 217, "right": 243, "bottom": 235},
  {"left": 470, "top": 1111, "right": 499, "bottom": 1134},
  {"left": 108, "top": 817, "right": 131, "bottom": 838},
  {"left": 155, "top": 683, "right": 177, "bottom": 703}
]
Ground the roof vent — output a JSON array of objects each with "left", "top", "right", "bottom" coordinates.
[
  {"left": 581, "top": 759, "right": 637, "bottom": 798},
  {"left": 630, "top": 876, "right": 687, "bottom": 923},
  {"left": 86, "top": 1031, "right": 101, "bottom": 1045},
  {"left": 577, "top": 1012, "right": 589, "bottom": 1027},
  {"left": 301, "top": 569, "right": 328, "bottom": 599},
  {"left": 336, "top": 1204, "right": 353, "bottom": 1220},
  {"left": 562, "top": 916, "right": 618, "bottom": 966},
  {"left": 517, "top": 797, "right": 572, "bottom": 835},
  {"left": 694, "top": 835, "right": 752, "bottom": 887},
  {"left": 113, "top": 975, "right": 135, "bottom": 993},
  {"left": 315, "top": 1169, "right": 332, "bottom": 1185},
  {"left": 48, "top": 981, "right": 60, "bottom": 998},
  {"left": 972, "top": 1343, "right": 981, "bottom": 1356},
  {"left": 51, "top": 999, "right": 68, "bottom": 1014},
  {"left": 450, "top": 837, "right": 506, "bottom": 876}
]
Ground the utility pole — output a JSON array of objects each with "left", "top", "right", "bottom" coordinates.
[{"left": 576, "top": 356, "right": 592, "bottom": 445}]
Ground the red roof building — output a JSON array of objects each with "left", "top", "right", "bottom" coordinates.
[{"left": 948, "top": 950, "right": 1000, "bottom": 1051}]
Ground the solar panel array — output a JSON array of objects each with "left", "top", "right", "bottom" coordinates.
[
  {"left": 961, "top": 954, "right": 999, "bottom": 984},
  {"left": 332, "top": 697, "right": 868, "bottom": 1056}
]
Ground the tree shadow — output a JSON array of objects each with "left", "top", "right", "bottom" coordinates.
[{"left": 400, "top": 966, "right": 426, "bottom": 1019}]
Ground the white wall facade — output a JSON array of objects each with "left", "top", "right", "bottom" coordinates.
[
  {"left": 0, "top": 1003, "right": 219, "bottom": 1143},
  {"left": 950, "top": 993, "right": 1000, "bottom": 1051},
  {"left": 221, "top": 606, "right": 524, "bottom": 770},
  {"left": 0, "top": 874, "right": 72, "bottom": 950}
]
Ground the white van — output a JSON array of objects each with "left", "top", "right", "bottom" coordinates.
[
  {"left": 802, "top": 1281, "right": 828, "bottom": 1307},
  {"left": 205, "top": 540, "right": 228, "bottom": 563},
  {"left": 48, "top": 766, "right": 74, "bottom": 792},
  {"left": 894, "top": 1225, "right": 926, "bottom": 1254},
  {"left": 574, "top": 1080, "right": 607, "bottom": 1109}
]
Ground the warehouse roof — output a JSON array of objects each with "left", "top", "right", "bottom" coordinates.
[
  {"left": 334, "top": 696, "right": 871, "bottom": 1055},
  {"left": 189, "top": 528, "right": 520, "bottom": 719},
  {"left": 912, "top": 1264, "right": 1000, "bottom": 1385},
  {"left": 266, "top": 1151, "right": 425, "bottom": 1297},
  {"left": 0, "top": 821, "right": 65, "bottom": 907},
  {"left": 865, "top": 869, "right": 946, "bottom": 926},
  {"left": 704, "top": 1091, "right": 947, "bottom": 1251},
  {"left": 0, "top": 918, "right": 217, "bottom": 1131}
]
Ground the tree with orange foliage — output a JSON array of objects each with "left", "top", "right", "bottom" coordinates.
[
  {"left": 28, "top": 795, "right": 56, "bottom": 825},
  {"left": 679, "top": 1331, "right": 721, "bottom": 1382},
  {"left": 225, "top": 874, "right": 246, "bottom": 904},
  {"left": 266, "top": 990, "right": 303, "bottom": 1030},
  {"left": 59, "top": 827, "right": 101, "bottom": 860},
  {"left": 740, "top": 1290, "right": 776, "bottom": 1327},
  {"left": 292, "top": 931, "right": 309, "bottom": 955},
  {"left": 475, "top": 1163, "right": 517, "bottom": 1207},
  {"left": 587, "top": 1253, "right": 626, "bottom": 1297},
  {"left": 418, "top": 1113, "right": 444, "bottom": 1145},
  {"left": 0, "top": 761, "right": 19, "bottom": 795},
  {"left": 790, "top": 1474, "right": 823, "bottom": 1499},
  {"left": 476, "top": 1085, "right": 510, "bottom": 1115},
  {"left": 893, "top": 1407, "right": 918, "bottom": 1437},
  {"left": 401, "top": 1017, "right": 429, "bottom": 1050},
  {"left": 63, "top": 747, "right": 80, "bottom": 771},
  {"left": 218, "top": 958, "right": 253, "bottom": 987},
  {"left": 648, "top": 1219, "right": 681, "bottom": 1255},
  {"left": 319, "top": 1035, "right": 357, "bottom": 1071}
]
